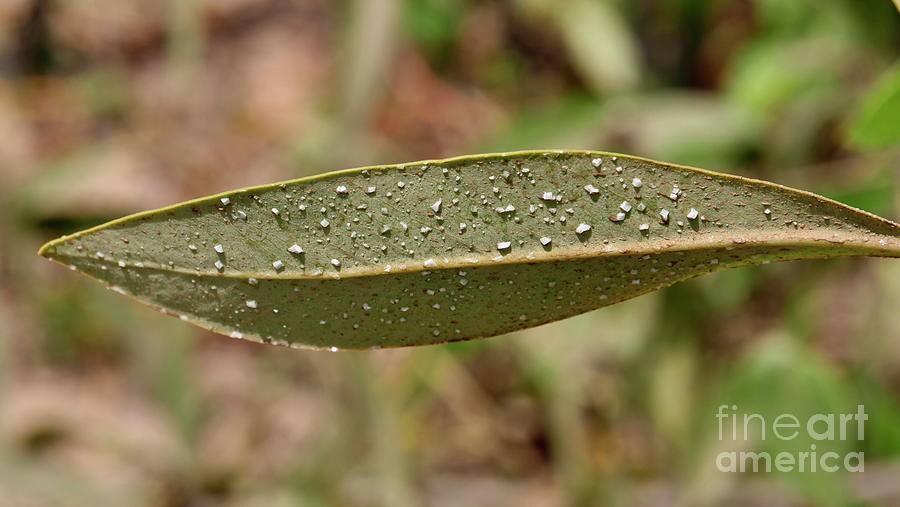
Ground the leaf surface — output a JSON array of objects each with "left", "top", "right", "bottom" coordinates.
[{"left": 39, "top": 151, "right": 900, "bottom": 349}]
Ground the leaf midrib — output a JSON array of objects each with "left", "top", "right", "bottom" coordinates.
[{"left": 45, "top": 229, "right": 900, "bottom": 282}]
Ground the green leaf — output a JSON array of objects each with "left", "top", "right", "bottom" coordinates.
[
  {"left": 38, "top": 151, "right": 900, "bottom": 350},
  {"left": 846, "top": 62, "right": 900, "bottom": 150},
  {"left": 549, "top": 0, "right": 642, "bottom": 93}
]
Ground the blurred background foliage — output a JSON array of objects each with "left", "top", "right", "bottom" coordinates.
[{"left": 1, "top": 0, "right": 899, "bottom": 505}]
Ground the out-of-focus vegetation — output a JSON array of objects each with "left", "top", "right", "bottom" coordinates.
[{"left": 1, "top": 0, "right": 899, "bottom": 505}]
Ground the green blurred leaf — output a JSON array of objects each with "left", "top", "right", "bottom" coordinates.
[
  {"left": 39, "top": 151, "right": 900, "bottom": 349},
  {"left": 402, "top": 0, "right": 462, "bottom": 65},
  {"left": 482, "top": 93, "right": 605, "bottom": 152},
  {"left": 516, "top": 0, "right": 642, "bottom": 93},
  {"left": 817, "top": 164, "right": 897, "bottom": 216},
  {"left": 847, "top": 62, "right": 900, "bottom": 150},
  {"left": 596, "top": 91, "right": 759, "bottom": 167},
  {"left": 726, "top": 38, "right": 843, "bottom": 115},
  {"left": 710, "top": 334, "right": 859, "bottom": 504},
  {"left": 552, "top": 0, "right": 642, "bottom": 93}
]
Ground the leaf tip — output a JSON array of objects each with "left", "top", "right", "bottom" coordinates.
[
  {"left": 38, "top": 240, "right": 55, "bottom": 259},
  {"left": 38, "top": 236, "right": 66, "bottom": 261}
]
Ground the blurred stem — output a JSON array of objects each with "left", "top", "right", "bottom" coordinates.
[
  {"left": 412, "top": 349, "right": 508, "bottom": 458},
  {"left": 545, "top": 360, "right": 593, "bottom": 504},
  {"left": 0, "top": 299, "right": 8, "bottom": 396},
  {"left": 521, "top": 322, "right": 595, "bottom": 505},
  {"left": 350, "top": 355, "right": 418, "bottom": 507},
  {"left": 166, "top": 0, "right": 204, "bottom": 84},
  {"left": 334, "top": 0, "right": 400, "bottom": 167},
  {"left": 152, "top": 325, "right": 201, "bottom": 445},
  {"left": 0, "top": 176, "right": 9, "bottom": 391}
]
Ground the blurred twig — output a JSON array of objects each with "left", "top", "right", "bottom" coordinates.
[
  {"left": 334, "top": 0, "right": 400, "bottom": 167},
  {"left": 351, "top": 355, "right": 419, "bottom": 507},
  {"left": 519, "top": 321, "right": 596, "bottom": 504},
  {"left": 166, "top": 0, "right": 203, "bottom": 66},
  {"left": 165, "top": 0, "right": 204, "bottom": 92}
]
